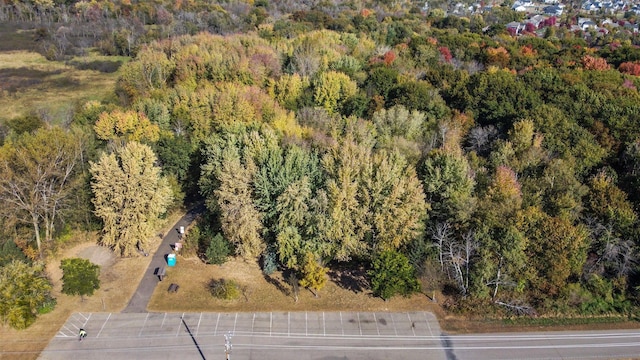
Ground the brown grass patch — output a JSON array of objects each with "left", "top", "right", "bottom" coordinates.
[
  {"left": 147, "top": 257, "right": 440, "bottom": 313},
  {"left": 0, "top": 51, "right": 123, "bottom": 122}
]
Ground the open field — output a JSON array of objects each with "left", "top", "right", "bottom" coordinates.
[{"left": 0, "top": 50, "right": 124, "bottom": 123}]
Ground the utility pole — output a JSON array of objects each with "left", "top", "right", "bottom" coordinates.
[{"left": 224, "top": 332, "right": 233, "bottom": 360}]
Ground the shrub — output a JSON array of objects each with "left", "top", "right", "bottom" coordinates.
[
  {"left": 261, "top": 245, "right": 278, "bottom": 275},
  {"left": 209, "top": 279, "right": 241, "bottom": 300},
  {"left": 205, "top": 233, "right": 230, "bottom": 265}
]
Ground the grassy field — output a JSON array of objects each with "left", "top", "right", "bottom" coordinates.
[{"left": 0, "top": 46, "right": 125, "bottom": 123}]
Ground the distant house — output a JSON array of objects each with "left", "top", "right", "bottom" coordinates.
[
  {"left": 543, "top": 5, "right": 563, "bottom": 16},
  {"left": 526, "top": 14, "right": 548, "bottom": 28},
  {"left": 506, "top": 21, "right": 525, "bottom": 35}
]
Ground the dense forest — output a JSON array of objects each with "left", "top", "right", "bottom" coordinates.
[{"left": 2, "top": 0, "right": 640, "bottom": 328}]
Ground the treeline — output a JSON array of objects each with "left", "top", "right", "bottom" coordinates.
[{"left": 2, "top": 0, "right": 640, "bottom": 328}]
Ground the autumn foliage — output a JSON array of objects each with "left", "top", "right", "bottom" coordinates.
[{"left": 581, "top": 55, "right": 610, "bottom": 71}]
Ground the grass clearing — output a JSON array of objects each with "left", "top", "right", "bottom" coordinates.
[
  {"left": 148, "top": 256, "right": 440, "bottom": 313},
  {"left": 0, "top": 51, "right": 124, "bottom": 123}
]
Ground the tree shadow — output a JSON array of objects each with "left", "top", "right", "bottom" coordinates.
[
  {"left": 263, "top": 274, "right": 290, "bottom": 296},
  {"left": 327, "top": 265, "right": 369, "bottom": 294}
]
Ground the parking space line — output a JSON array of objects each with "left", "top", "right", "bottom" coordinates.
[
  {"left": 233, "top": 312, "right": 238, "bottom": 334},
  {"left": 161, "top": 313, "right": 167, "bottom": 328},
  {"left": 252, "top": 313, "right": 255, "bottom": 333},
  {"left": 196, "top": 313, "right": 202, "bottom": 336},
  {"left": 305, "top": 312, "right": 308, "bottom": 336},
  {"left": 82, "top": 313, "right": 92, "bottom": 328},
  {"left": 96, "top": 313, "right": 111, "bottom": 338},
  {"left": 214, "top": 313, "right": 220, "bottom": 335},
  {"left": 176, "top": 313, "right": 184, "bottom": 336},
  {"left": 407, "top": 313, "right": 415, "bottom": 336},
  {"left": 340, "top": 312, "right": 344, "bottom": 335},
  {"left": 270, "top": 312, "right": 272, "bottom": 336},
  {"left": 288, "top": 312, "right": 290, "bottom": 337},
  {"left": 374, "top": 313, "right": 380, "bottom": 336},
  {"left": 138, "top": 313, "right": 149, "bottom": 337},
  {"left": 323, "top": 312, "right": 326, "bottom": 336},
  {"left": 357, "top": 313, "right": 362, "bottom": 336},
  {"left": 423, "top": 311, "right": 433, "bottom": 337},
  {"left": 391, "top": 313, "right": 398, "bottom": 336}
]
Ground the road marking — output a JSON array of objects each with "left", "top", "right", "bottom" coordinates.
[
  {"left": 161, "top": 313, "right": 166, "bottom": 328},
  {"left": 96, "top": 313, "right": 111, "bottom": 338},
  {"left": 357, "top": 312, "right": 362, "bottom": 336},
  {"left": 214, "top": 313, "right": 220, "bottom": 335},
  {"left": 252, "top": 313, "right": 256, "bottom": 333},
  {"left": 305, "top": 312, "right": 308, "bottom": 336},
  {"left": 139, "top": 313, "right": 149, "bottom": 337},
  {"left": 423, "top": 312, "right": 433, "bottom": 337},
  {"left": 269, "top": 312, "right": 272, "bottom": 336},
  {"left": 233, "top": 312, "right": 238, "bottom": 334},
  {"left": 81, "top": 313, "right": 92, "bottom": 328},
  {"left": 196, "top": 313, "right": 202, "bottom": 336},
  {"left": 407, "top": 313, "right": 415, "bottom": 336},
  {"left": 340, "top": 311, "right": 344, "bottom": 335},
  {"left": 288, "top": 312, "right": 290, "bottom": 337},
  {"left": 391, "top": 313, "right": 398, "bottom": 336},
  {"left": 323, "top": 312, "right": 326, "bottom": 336},
  {"left": 176, "top": 313, "right": 184, "bottom": 336},
  {"left": 374, "top": 313, "right": 380, "bottom": 336}
]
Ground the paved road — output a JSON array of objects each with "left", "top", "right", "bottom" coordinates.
[
  {"left": 40, "top": 311, "right": 446, "bottom": 360},
  {"left": 448, "top": 329, "right": 640, "bottom": 360},
  {"left": 122, "top": 203, "right": 205, "bottom": 313}
]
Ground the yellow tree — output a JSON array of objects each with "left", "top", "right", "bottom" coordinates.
[
  {"left": 90, "top": 142, "right": 172, "bottom": 257},
  {"left": 94, "top": 109, "right": 160, "bottom": 143},
  {"left": 298, "top": 252, "right": 328, "bottom": 297}
]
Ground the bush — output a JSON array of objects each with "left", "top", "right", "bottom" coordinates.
[
  {"left": 209, "top": 278, "right": 241, "bottom": 300},
  {"left": 368, "top": 250, "right": 421, "bottom": 300},
  {"left": 205, "top": 233, "right": 230, "bottom": 265},
  {"left": 37, "top": 297, "right": 57, "bottom": 315},
  {"left": 261, "top": 245, "right": 278, "bottom": 275}
]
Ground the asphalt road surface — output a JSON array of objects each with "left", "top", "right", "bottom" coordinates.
[
  {"left": 448, "top": 329, "right": 640, "bottom": 360},
  {"left": 39, "top": 311, "right": 446, "bottom": 360},
  {"left": 40, "top": 311, "right": 640, "bottom": 360}
]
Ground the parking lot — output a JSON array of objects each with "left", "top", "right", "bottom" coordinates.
[{"left": 40, "top": 311, "right": 447, "bottom": 360}]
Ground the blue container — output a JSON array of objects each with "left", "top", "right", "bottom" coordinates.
[{"left": 167, "top": 253, "right": 176, "bottom": 267}]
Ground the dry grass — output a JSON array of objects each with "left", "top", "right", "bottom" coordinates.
[
  {"left": 147, "top": 256, "right": 440, "bottom": 313},
  {"left": 0, "top": 51, "right": 124, "bottom": 122},
  {"left": 0, "top": 211, "right": 185, "bottom": 360}
]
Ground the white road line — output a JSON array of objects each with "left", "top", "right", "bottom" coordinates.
[
  {"left": 423, "top": 312, "right": 433, "bottom": 337},
  {"left": 340, "top": 311, "right": 344, "bottom": 336},
  {"left": 81, "top": 313, "right": 92, "bottom": 328},
  {"left": 233, "top": 312, "right": 238, "bottom": 334},
  {"left": 407, "top": 313, "right": 415, "bottom": 336},
  {"left": 288, "top": 312, "right": 290, "bottom": 337},
  {"left": 391, "top": 313, "right": 398, "bottom": 336},
  {"left": 270, "top": 312, "right": 272, "bottom": 336},
  {"left": 196, "top": 313, "right": 202, "bottom": 336},
  {"left": 374, "top": 313, "right": 380, "bottom": 336},
  {"left": 357, "top": 312, "right": 362, "bottom": 336},
  {"left": 323, "top": 312, "right": 326, "bottom": 336},
  {"left": 96, "top": 313, "right": 111, "bottom": 338},
  {"left": 214, "top": 313, "right": 220, "bottom": 335},
  {"left": 176, "top": 313, "right": 184, "bottom": 336},
  {"left": 305, "top": 312, "right": 308, "bottom": 336},
  {"left": 252, "top": 313, "right": 256, "bottom": 333},
  {"left": 161, "top": 313, "right": 166, "bottom": 328},
  {"left": 139, "top": 313, "right": 150, "bottom": 337}
]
